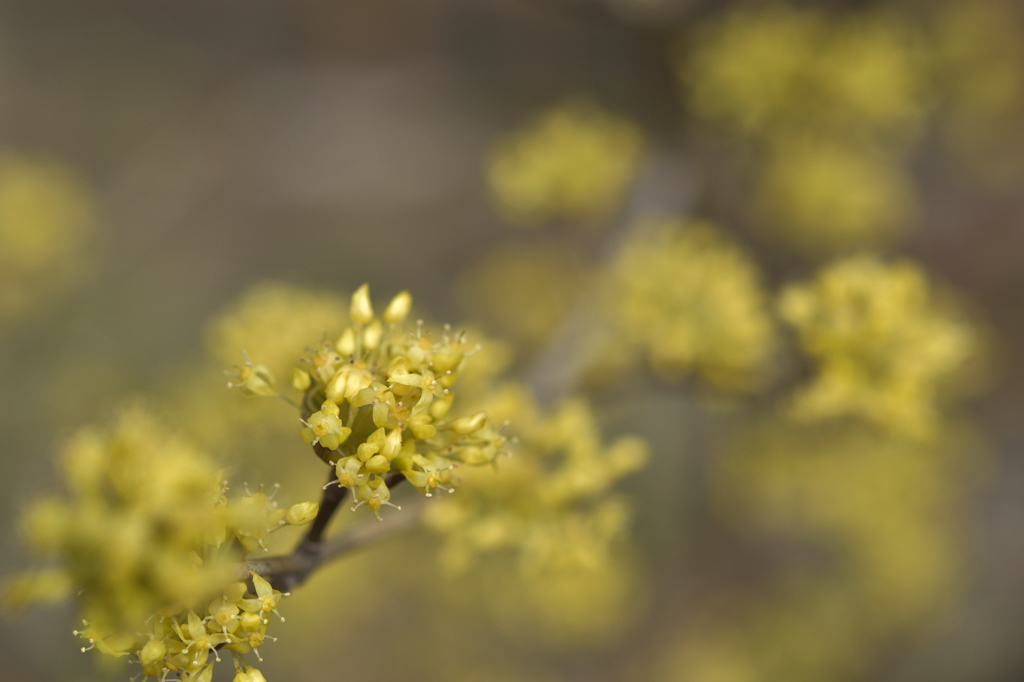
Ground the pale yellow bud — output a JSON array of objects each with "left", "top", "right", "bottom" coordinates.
[
  {"left": 336, "top": 327, "right": 356, "bottom": 356},
  {"left": 383, "top": 291, "right": 412, "bottom": 324},
  {"left": 451, "top": 412, "right": 487, "bottom": 435},
  {"left": 363, "top": 319, "right": 383, "bottom": 351},
  {"left": 432, "top": 345, "right": 463, "bottom": 374},
  {"left": 290, "top": 368, "right": 311, "bottom": 391},
  {"left": 140, "top": 639, "right": 166, "bottom": 665},
  {"left": 429, "top": 393, "right": 454, "bottom": 419},
  {"left": 357, "top": 442, "right": 380, "bottom": 462},
  {"left": 350, "top": 284, "right": 374, "bottom": 324},
  {"left": 381, "top": 428, "right": 403, "bottom": 460},
  {"left": 239, "top": 611, "right": 263, "bottom": 632},
  {"left": 365, "top": 454, "right": 390, "bottom": 474},
  {"left": 285, "top": 501, "right": 319, "bottom": 526}
]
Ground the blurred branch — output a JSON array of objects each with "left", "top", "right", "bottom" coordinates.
[{"left": 525, "top": 150, "right": 698, "bottom": 404}]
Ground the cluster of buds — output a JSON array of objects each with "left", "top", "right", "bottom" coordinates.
[
  {"left": 7, "top": 408, "right": 318, "bottom": 681},
  {"left": 274, "top": 285, "right": 507, "bottom": 518}
]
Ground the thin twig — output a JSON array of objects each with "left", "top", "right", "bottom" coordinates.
[{"left": 233, "top": 501, "right": 424, "bottom": 591}]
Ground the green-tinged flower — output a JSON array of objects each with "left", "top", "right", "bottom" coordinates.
[
  {"left": 225, "top": 351, "right": 277, "bottom": 397},
  {"left": 300, "top": 400, "right": 351, "bottom": 450}
]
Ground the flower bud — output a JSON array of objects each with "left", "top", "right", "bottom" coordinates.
[
  {"left": 336, "top": 327, "right": 356, "bottom": 356},
  {"left": 239, "top": 611, "right": 263, "bottom": 632},
  {"left": 381, "top": 429, "right": 403, "bottom": 460},
  {"left": 139, "top": 639, "right": 166, "bottom": 665},
  {"left": 429, "top": 393, "right": 454, "bottom": 420},
  {"left": 364, "top": 454, "right": 390, "bottom": 474},
  {"left": 408, "top": 415, "right": 436, "bottom": 440},
  {"left": 363, "top": 319, "right": 383, "bottom": 351},
  {"left": 432, "top": 345, "right": 463, "bottom": 374},
  {"left": 350, "top": 284, "right": 374, "bottom": 324},
  {"left": 290, "top": 368, "right": 311, "bottom": 391},
  {"left": 451, "top": 412, "right": 487, "bottom": 435},
  {"left": 383, "top": 291, "right": 412, "bottom": 324},
  {"left": 286, "top": 501, "right": 319, "bottom": 526}
]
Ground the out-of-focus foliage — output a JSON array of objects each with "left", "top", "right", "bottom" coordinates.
[
  {"left": 0, "top": 154, "right": 97, "bottom": 322},
  {"left": 610, "top": 219, "right": 776, "bottom": 390},
  {"left": 7, "top": 407, "right": 318, "bottom": 682},
  {"left": 487, "top": 99, "right": 645, "bottom": 226},
  {"left": 779, "top": 256, "right": 977, "bottom": 439}
]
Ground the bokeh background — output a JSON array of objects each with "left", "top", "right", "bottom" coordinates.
[{"left": 3, "top": 1, "right": 1024, "bottom": 680}]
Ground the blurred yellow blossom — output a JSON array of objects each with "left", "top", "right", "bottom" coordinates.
[
  {"left": 7, "top": 407, "right": 317, "bottom": 681},
  {"left": 425, "top": 383, "right": 647, "bottom": 575},
  {"left": 679, "top": 6, "right": 931, "bottom": 254},
  {"left": 0, "top": 153, "right": 97, "bottom": 321},
  {"left": 205, "top": 282, "right": 348, "bottom": 379},
  {"left": 682, "top": 7, "right": 930, "bottom": 141},
  {"left": 715, "top": 421, "right": 972, "bottom": 631},
  {"left": 779, "top": 256, "right": 977, "bottom": 438},
  {"left": 756, "top": 137, "right": 914, "bottom": 253},
  {"left": 611, "top": 219, "right": 776, "bottom": 390},
  {"left": 487, "top": 99, "right": 645, "bottom": 225}
]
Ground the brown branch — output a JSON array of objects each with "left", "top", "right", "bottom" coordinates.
[
  {"left": 299, "top": 467, "right": 349, "bottom": 549},
  {"left": 232, "top": 501, "right": 424, "bottom": 591}
]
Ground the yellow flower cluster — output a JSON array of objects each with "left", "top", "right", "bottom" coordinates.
[
  {"left": 486, "top": 99, "right": 645, "bottom": 225},
  {"left": 424, "top": 384, "right": 647, "bottom": 575},
  {"left": 679, "top": 7, "right": 930, "bottom": 253},
  {"left": 7, "top": 408, "right": 318, "bottom": 681},
  {"left": 0, "top": 153, "right": 97, "bottom": 321},
  {"left": 205, "top": 282, "right": 348, "bottom": 379},
  {"left": 611, "top": 220, "right": 776, "bottom": 390},
  {"left": 254, "top": 284, "right": 507, "bottom": 517},
  {"left": 779, "top": 256, "right": 977, "bottom": 438}
]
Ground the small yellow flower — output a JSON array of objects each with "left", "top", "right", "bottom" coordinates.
[
  {"left": 300, "top": 401, "right": 351, "bottom": 450},
  {"left": 225, "top": 352, "right": 277, "bottom": 397}
]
